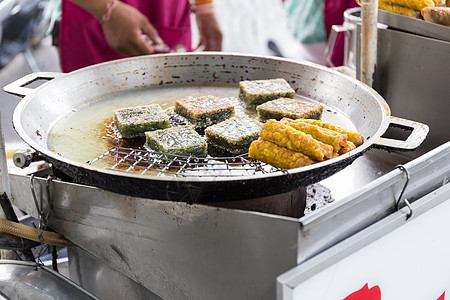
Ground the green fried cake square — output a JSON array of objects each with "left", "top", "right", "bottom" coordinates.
[
  {"left": 145, "top": 125, "right": 207, "bottom": 157},
  {"left": 114, "top": 104, "right": 170, "bottom": 138},
  {"left": 256, "top": 98, "right": 323, "bottom": 121},
  {"left": 238, "top": 78, "right": 295, "bottom": 107},
  {"left": 204, "top": 116, "right": 262, "bottom": 154},
  {"left": 174, "top": 95, "right": 235, "bottom": 128}
]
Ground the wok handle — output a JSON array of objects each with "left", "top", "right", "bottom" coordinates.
[
  {"left": 3, "top": 72, "right": 62, "bottom": 98},
  {"left": 373, "top": 116, "right": 429, "bottom": 150}
]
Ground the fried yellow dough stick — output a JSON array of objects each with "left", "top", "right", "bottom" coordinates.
[
  {"left": 379, "top": 1, "right": 419, "bottom": 16},
  {"left": 298, "top": 119, "right": 364, "bottom": 147},
  {"left": 260, "top": 120, "right": 333, "bottom": 161},
  {"left": 248, "top": 138, "right": 315, "bottom": 169},
  {"left": 379, "top": 2, "right": 417, "bottom": 16},
  {"left": 281, "top": 118, "right": 347, "bottom": 153},
  {"left": 379, "top": 0, "right": 434, "bottom": 11},
  {"left": 339, "top": 141, "right": 356, "bottom": 155}
]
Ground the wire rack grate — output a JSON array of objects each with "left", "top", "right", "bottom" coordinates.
[{"left": 89, "top": 147, "right": 283, "bottom": 177}]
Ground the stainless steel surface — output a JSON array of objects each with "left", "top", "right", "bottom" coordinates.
[
  {"left": 2, "top": 53, "right": 428, "bottom": 201},
  {"left": 378, "top": 9, "right": 450, "bottom": 42},
  {"left": 369, "top": 27, "right": 450, "bottom": 155},
  {"left": 0, "top": 260, "right": 99, "bottom": 299},
  {"left": 320, "top": 147, "right": 413, "bottom": 200},
  {"left": 298, "top": 142, "right": 450, "bottom": 264},
  {"left": 68, "top": 247, "right": 163, "bottom": 300},
  {"left": 8, "top": 172, "right": 301, "bottom": 300}
]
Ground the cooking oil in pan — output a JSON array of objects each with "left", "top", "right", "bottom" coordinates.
[{"left": 48, "top": 84, "right": 357, "bottom": 169}]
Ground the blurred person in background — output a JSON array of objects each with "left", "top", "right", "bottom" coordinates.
[
  {"left": 283, "top": 0, "right": 357, "bottom": 66},
  {"left": 59, "top": 0, "right": 222, "bottom": 72}
]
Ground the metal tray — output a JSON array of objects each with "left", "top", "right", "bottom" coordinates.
[{"left": 378, "top": 9, "right": 450, "bottom": 42}]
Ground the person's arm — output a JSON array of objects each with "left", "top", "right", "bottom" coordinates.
[
  {"left": 69, "top": 0, "right": 164, "bottom": 56},
  {"left": 192, "top": 0, "right": 223, "bottom": 51}
]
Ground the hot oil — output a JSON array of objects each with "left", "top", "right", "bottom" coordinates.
[
  {"left": 48, "top": 84, "right": 358, "bottom": 169},
  {"left": 48, "top": 84, "right": 250, "bottom": 166}
]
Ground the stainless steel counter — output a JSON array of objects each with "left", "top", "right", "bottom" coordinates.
[{"left": 320, "top": 147, "right": 418, "bottom": 201}]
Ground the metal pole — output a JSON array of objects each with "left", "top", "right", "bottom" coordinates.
[
  {"left": 0, "top": 109, "right": 18, "bottom": 260},
  {"left": 359, "top": 0, "right": 378, "bottom": 87},
  {"left": 0, "top": 114, "right": 10, "bottom": 218}
]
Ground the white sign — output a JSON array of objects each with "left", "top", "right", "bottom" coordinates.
[{"left": 285, "top": 188, "right": 450, "bottom": 300}]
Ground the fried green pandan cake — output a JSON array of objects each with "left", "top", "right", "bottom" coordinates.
[
  {"left": 174, "top": 95, "right": 235, "bottom": 128},
  {"left": 238, "top": 78, "right": 295, "bottom": 107},
  {"left": 205, "top": 116, "right": 262, "bottom": 154},
  {"left": 145, "top": 125, "right": 207, "bottom": 157},
  {"left": 256, "top": 98, "right": 324, "bottom": 121},
  {"left": 114, "top": 104, "right": 170, "bottom": 138}
]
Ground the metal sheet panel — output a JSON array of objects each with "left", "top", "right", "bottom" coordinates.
[
  {"left": 378, "top": 9, "right": 450, "bottom": 42},
  {"left": 8, "top": 174, "right": 301, "bottom": 300},
  {"left": 297, "top": 142, "right": 450, "bottom": 264}
]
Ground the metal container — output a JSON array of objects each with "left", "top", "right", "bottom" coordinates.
[
  {"left": 326, "top": 7, "right": 388, "bottom": 69},
  {"left": 331, "top": 8, "right": 450, "bottom": 154},
  {"left": 3, "top": 53, "right": 428, "bottom": 202},
  {"left": 355, "top": 13, "right": 450, "bottom": 155},
  {"left": 377, "top": 9, "right": 450, "bottom": 42}
]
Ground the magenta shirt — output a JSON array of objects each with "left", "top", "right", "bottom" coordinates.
[{"left": 59, "top": 0, "right": 192, "bottom": 72}]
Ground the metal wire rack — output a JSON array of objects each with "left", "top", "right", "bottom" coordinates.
[{"left": 89, "top": 147, "right": 283, "bottom": 177}]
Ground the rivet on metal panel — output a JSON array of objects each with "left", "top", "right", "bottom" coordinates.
[{"left": 395, "top": 165, "right": 412, "bottom": 220}]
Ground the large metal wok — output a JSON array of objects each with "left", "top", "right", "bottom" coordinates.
[{"left": 3, "top": 53, "right": 428, "bottom": 203}]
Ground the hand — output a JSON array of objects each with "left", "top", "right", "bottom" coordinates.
[
  {"left": 101, "top": 2, "right": 164, "bottom": 56},
  {"left": 195, "top": 12, "right": 223, "bottom": 51}
]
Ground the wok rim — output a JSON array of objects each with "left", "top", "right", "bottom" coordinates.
[{"left": 12, "top": 52, "right": 391, "bottom": 184}]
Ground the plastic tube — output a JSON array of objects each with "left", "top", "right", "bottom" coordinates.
[{"left": 0, "top": 218, "right": 75, "bottom": 247}]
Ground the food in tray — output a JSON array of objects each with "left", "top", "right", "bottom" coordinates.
[
  {"left": 145, "top": 125, "right": 207, "bottom": 157},
  {"left": 298, "top": 119, "right": 365, "bottom": 147},
  {"left": 256, "top": 98, "right": 324, "bottom": 122},
  {"left": 379, "top": 0, "right": 450, "bottom": 25},
  {"left": 422, "top": 6, "right": 450, "bottom": 25},
  {"left": 248, "top": 138, "right": 314, "bottom": 169},
  {"left": 281, "top": 118, "right": 348, "bottom": 153},
  {"left": 204, "top": 116, "right": 262, "bottom": 154},
  {"left": 379, "top": 1, "right": 420, "bottom": 16},
  {"left": 174, "top": 95, "right": 235, "bottom": 128},
  {"left": 113, "top": 104, "right": 170, "bottom": 138},
  {"left": 238, "top": 78, "right": 295, "bottom": 107},
  {"left": 259, "top": 119, "right": 333, "bottom": 161},
  {"left": 380, "top": 0, "right": 435, "bottom": 12}
]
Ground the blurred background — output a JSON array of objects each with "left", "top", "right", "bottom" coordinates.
[{"left": 1, "top": 0, "right": 349, "bottom": 151}]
